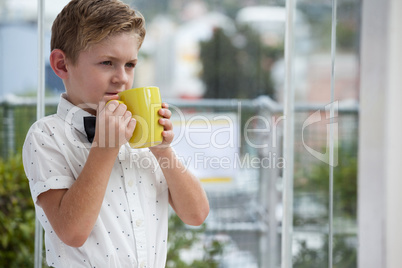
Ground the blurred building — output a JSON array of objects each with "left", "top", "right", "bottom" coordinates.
[
  {"left": 0, "top": 0, "right": 68, "bottom": 99},
  {"left": 139, "top": 2, "right": 235, "bottom": 99}
]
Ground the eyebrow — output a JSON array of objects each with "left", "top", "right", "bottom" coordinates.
[{"left": 100, "top": 55, "right": 138, "bottom": 63}]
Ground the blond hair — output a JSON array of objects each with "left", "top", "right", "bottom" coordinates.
[{"left": 51, "top": 0, "right": 146, "bottom": 64}]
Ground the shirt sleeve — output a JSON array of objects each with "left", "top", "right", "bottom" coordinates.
[{"left": 23, "top": 127, "right": 75, "bottom": 205}]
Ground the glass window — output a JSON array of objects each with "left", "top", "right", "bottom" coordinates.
[{"left": 0, "top": 0, "right": 360, "bottom": 267}]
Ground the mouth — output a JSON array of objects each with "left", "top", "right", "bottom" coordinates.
[
  {"left": 105, "top": 92, "right": 120, "bottom": 96},
  {"left": 104, "top": 92, "right": 120, "bottom": 101}
]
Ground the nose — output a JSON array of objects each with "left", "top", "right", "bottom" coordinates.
[{"left": 112, "top": 66, "right": 129, "bottom": 85}]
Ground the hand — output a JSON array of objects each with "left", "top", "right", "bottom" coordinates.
[
  {"left": 93, "top": 100, "right": 136, "bottom": 148},
  {"left": 150, "top": 102, "right": 173, "bottom": 154}
]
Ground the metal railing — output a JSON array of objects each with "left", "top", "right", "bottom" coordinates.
[{"left": 0, "top": 95, "right": 358, "bottom": 267}]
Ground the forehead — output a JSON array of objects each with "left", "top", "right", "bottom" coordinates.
[{"left": 84, "top": 32, "right": 139, "bottom": 59}]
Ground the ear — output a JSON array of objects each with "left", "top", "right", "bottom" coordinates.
[{"left": 49, "top": 49, "right": 69, "bottom": 80}]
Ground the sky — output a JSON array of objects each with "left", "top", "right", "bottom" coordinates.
[{"left": 3, "top": 0, "right": 70, "bottom": 24}]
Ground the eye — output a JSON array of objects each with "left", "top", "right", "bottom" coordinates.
[
  {"left": 125, "top": 62, "right": 136, "bottom": 69},
  {"left": 101, "top": 61, "right": 112, "bottom": 66}
]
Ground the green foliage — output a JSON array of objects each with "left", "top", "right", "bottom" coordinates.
[
  {"left": 200, "top": 26, "right": 283, "bottom": 100},
  {"left": 0, "top": 154, "right": 222, "bottom": 267},
  {"left": 293, "top": 143, "right": 358, "bottom": 267},
  {"left": 0, "top": 104, "right": 57, "bottom": 159},
  {"left": 293, "top": 235, "right": 357, "bottom": 268},
  {"left": 295, "top": 144, "right": 358, "bottom": 220},
  {"left": 0, "top": 153, "right": 36, "bottom": 267},
  {"left": 200, "top": 28, "right": 240, "bottom": 99},
  {"left": 337, "top": 22, "right": 359, "bottom": 52},
  {"left": 166, "top": 214, "right": 224, "bottom": 268}
]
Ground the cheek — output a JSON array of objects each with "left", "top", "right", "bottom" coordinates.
[
  {"left": 85, "top": 81, "right": 107, "bottom": 99},
  {"left": 127, "top": 72, "right": 135, "bottom": 87}
]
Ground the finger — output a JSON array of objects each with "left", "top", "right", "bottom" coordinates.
[
  {"left": 158, "top": 108, "right": 172, "bottom": 119},
  {"left": 106, "top": 100, "right": 120, "bottom": 112},
  {"left": 121, "top": 111, "right": 132, "bottom": 127},
  {"left": 123, "top": 110, "right": 132, "bottom": 120},
  {"left": 127, "top": 118, "right": 136, "bottom": 133},
  {"left": 161, "top": 102, "right": 169, "bottom": 109},
  {"left": 159, "top": 118, "right": 173, "bottom": 131},
  {"left": 162, "top": 130, "right": 174, "bottom": 144},
  {"left": 113, "top": 103, "right": 127, "bottom": 115}
]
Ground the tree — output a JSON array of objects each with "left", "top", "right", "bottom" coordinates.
[
  {"left": 293, "top": 143, "right": 358, "bottom": 267},
  {"left": 293, "top": 235, "right": 357, "bottom": 268},
  {"left": 200, "top": 25, "right": 283, "bottom": 100},
  {"left": 200, "top": 28, "right": 240, "bottom": 99},
  {"left": 166, "top": 213, "right": 225, "bottom": 268},
  {"left": 0, "top": 154, "right": 37, "bottom": 267}
]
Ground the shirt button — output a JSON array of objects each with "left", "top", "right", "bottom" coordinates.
[
  {"left": 140, "top": 261, "right": 146, "bottom": 268},
  {"left": 136, "top": 219, "right": 143, "bottom": 227},
  {"left": 128, "top": 180, "right": 134, "bottom": 187}
]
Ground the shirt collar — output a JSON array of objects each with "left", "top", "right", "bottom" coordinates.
[{"left": 56, "top": 93, "right": 94, "bottom": 137}]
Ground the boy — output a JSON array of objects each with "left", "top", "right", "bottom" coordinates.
[{"left": 22, "top": 0, "right": 209, "bottom": 267}]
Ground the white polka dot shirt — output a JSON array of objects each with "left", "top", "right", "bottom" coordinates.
[{"left": 22, "top": 94, "right": 169, "bottom": 268}]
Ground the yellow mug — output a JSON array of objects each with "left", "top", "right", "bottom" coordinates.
[{"left": 114, "top": 86, "right": 163, "bottom": 148}]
